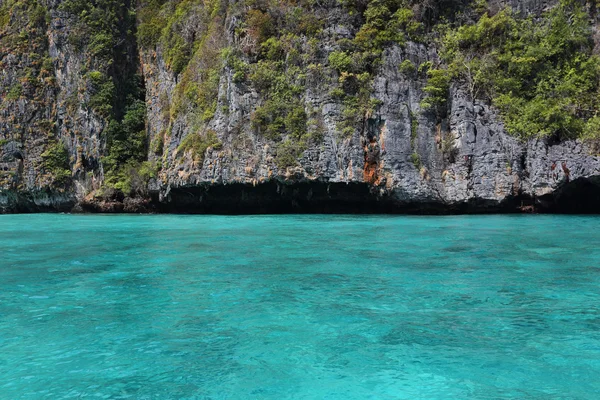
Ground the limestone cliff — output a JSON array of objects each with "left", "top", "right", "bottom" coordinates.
[{"left": 1, "top": 0, "right": 600, "bottom": 213}]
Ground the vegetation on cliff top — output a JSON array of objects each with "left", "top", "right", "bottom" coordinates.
[
  {"left": 137, "top": 0, "right": 328, "bottom": 169},
  {"left": 425, "top": 0, "right": 600, "bottom": 140},
  {"left": 139, "top": 0, "right": 600, "bottom": 145}
]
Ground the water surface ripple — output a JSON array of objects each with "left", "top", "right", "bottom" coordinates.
[{"left": 0, "top": 215, "right": 599, "bottom": 399}]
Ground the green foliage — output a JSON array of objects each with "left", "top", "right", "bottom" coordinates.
[
  {"left": 101, "top": 101, "right": 149, "bottom": 193},
  {"left": 162, "top": 1, "right": 227, "bottom": 130},
  {"left": 137, "top": 0, "right": 329, "bottom": 170},
  {"left": 58, "top": 0, "right": 151, "bottom": 196},
  {"left": 246, "top": 9, "right": 275, "bottom": 44},
  {"left": 329, "top": 0, "right": 425, "bottom": 138},
  {"left": 87, "top": 71, "right": 115, "bottom": 117},
  {"left": 137, "top": 18, "right": 164, "bottom": 49},
  {"left": 421, "top": 68, "right": 451, "bottom": 110},
  {"left": 177, "top": 130, "right": 222, "bottom": 163},
  {"left": 252, "top": 98, "right": 308, "bottom": 141},
  {"left": 248, "top": 36, "right": 310, "bottom": 143},
  {"left": 58, "top": 0, "right": 127, "bottom": 58},
  {"left": 275, "top": 139, "right": 305, "bottom": 170},
  {"left": 41, "top": 140, "right": 71, "bottom": 186},
  {"left": 330, "top": 88, "right": 345, "bottom": 99},
  {"left": 353, "top": 0, "right": 421, "bottom": 51},
  {"left": 179, "top": 67, "right": 221, "bottom": 122},
  {"left": 6, "top": 83, "right": 22, "bottom": 100},
  {"left": 329, "top": 51, "right": 353, "bottom": 73},
  {"left": 583, "top": 116, "right": 600, "bottom": 141},
  {"left": 174, "top": 57, "right": 223, "bottom": 125},
  {"left": 59, "top": 0, "right": 143, "bottom": 116},
  {"left": 0, "top": 5, "right": 10, "bottom": 29},
  {"left": 164, "top": 33, "right": 191, "bottom": 75},
  {"left": 410, "top": 111, "right": 418, "bottom": 142},
  {"left": 1, "top": 0, "right": 149, "bottom": 196},
  {"left": 418, "top": 61, "right": 433, "bottom": 75},
  {"left": 103, "top": 160, "right": 159, "bottom": 196},
  {"left": 251, "top": 99, "right": 283, "bottom": 139},
  {"left": 433, "top": 1, "right": 600, "bottom": 139},
  {"left": 408, "top": 109, "right": 420, "bottom": 168},
  {"left": 234, "top": 1, "right": 328, "bottom": 157},
  {"left": 40, "top": 57, "right": 54, "bottom": 75},
  {"left": 337, "top": 93, "right": 382, "bottom": 139},
  {"left": 410, "top": 152, "right": 421, "bottom": 169},
  {"left": 138, "top": 161, "right": 160, "bottom": 184},
  {"left": 0, "top": 0, "right": 54, "bottom": 104},
  {"left": 88, "top": 32, "right": 115, "bottom": 58},
  {"left": 147, "top": 0, "right": 219, "bottom": 74},
  {"left": 223, "top": 47, "right": 250, "bottom": 83},
  {"left": 150, "top": 134, "right": 164, "bottom": 155},
  {"left": 398, "top": 59, "right": 416, "bottom": 75},
  {"left": 137, "top": 0, "right": 167, "bottom": 48}
]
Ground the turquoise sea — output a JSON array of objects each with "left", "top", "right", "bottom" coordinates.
[{"left": 0, "top": 214, "right": 599, "bottom": 399}]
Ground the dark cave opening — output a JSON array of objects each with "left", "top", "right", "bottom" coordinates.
[
  {"left": 538, "top": 177, "right": 600, "bottom": 214},
  {"left": 156, "top": 181, "right": 525, "bottom": 215},
  {"left": 158, "top": 182, "right": 398, "bottom": 214}
]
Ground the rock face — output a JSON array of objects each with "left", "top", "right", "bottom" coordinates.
[{"left": 1, "top": 0, "right": 600, "bottom": 214}]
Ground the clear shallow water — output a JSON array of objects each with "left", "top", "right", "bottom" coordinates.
[{"left": 0, "top": 215, "right": 599, "bottom": 399}]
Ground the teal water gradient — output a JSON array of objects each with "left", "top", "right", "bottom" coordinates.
[{"left": 0, "top": 215, "right": 599, "bottom": 399}]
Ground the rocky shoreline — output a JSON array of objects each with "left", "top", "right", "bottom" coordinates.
[{"left": 2, "top": 173, "right": 599, "bottom": 214}]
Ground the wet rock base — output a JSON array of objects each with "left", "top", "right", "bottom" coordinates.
[
  {"left": 3, "top": 178, "right": 600, "bottom": 215},
  {"left": 155, "top": 182, "right": 522, "bottom": 215}
]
